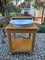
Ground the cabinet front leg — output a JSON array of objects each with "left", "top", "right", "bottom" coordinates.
[
  {"left": 7, "top": 30, "right": 12, "bottom": 52},
  {"left": 32, "top": 32, "right": 36, "bottom": 51},
  {"left": 14, "top": 33, "right": 15, "bottom": 38}
]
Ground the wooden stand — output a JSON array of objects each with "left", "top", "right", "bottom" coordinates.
[{"left": 6, "top": 24, "right": 37, "bottom": 53}]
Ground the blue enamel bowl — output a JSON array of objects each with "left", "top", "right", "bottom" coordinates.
[{"left": 9, "top": 19, "right": 34, "bottom": 28}]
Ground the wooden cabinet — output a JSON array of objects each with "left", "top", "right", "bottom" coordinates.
[{"left": 6, "top": 24, "right": 37, "bottom": 53}]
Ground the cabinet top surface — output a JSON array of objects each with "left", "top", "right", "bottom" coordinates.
[{"left": 6, "top": 23, "right": 38, "bottom": 30}]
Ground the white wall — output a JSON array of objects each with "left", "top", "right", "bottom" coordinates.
[
  {"left": 35, "top": 8, "right": 45, "bottom": 17},
  {"left": 35, "top": 8, "right": 42, "bottom": 17},
  {"left": 40, "top": 0, "right": 45, "bottom": 2}
]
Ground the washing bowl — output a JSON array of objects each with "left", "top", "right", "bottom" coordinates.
[{"left": 9, "top": 19, "right": 34, "bottom": 28}]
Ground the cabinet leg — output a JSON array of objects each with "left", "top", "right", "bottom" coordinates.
[
  {"left": 32, "top": 32, "right": 36, "bottom": 51},
  {"left": 29, "top": 33, "right": 31, "bottom": 39},
  {"left": 14, "top": 33, "right": 15, "bottom": 38},
  {"left": 7, "top": 30, "right": 12, "bottom": 52}
]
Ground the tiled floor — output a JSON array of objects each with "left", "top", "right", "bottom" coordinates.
[{"left": 0, "top": 33, "right": 45, "bottom": 60}]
